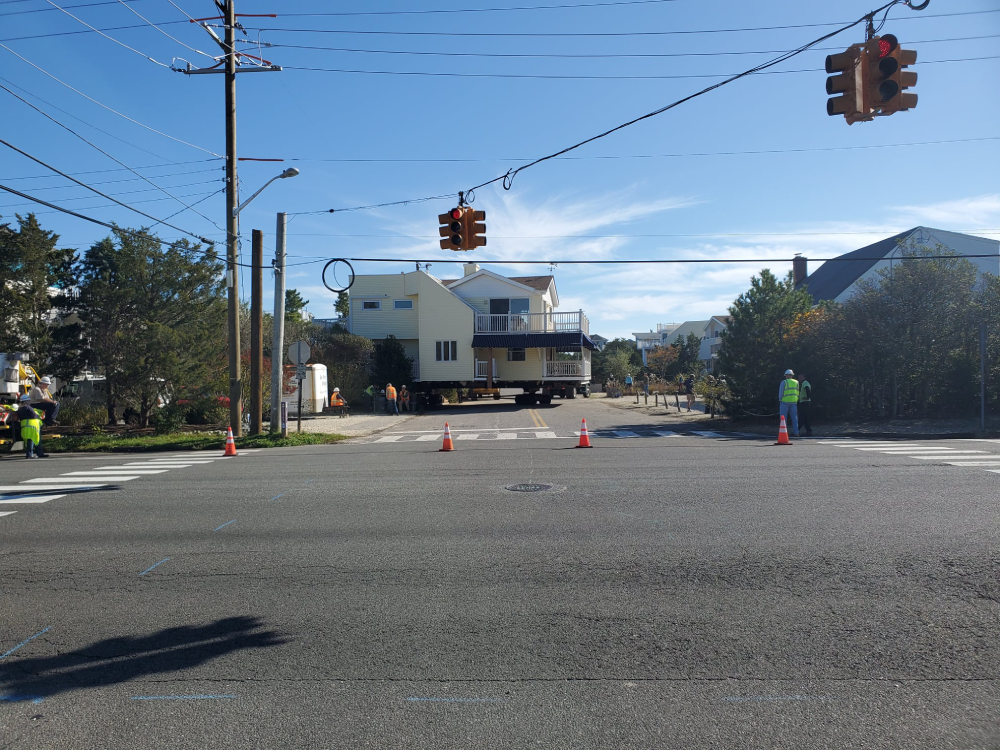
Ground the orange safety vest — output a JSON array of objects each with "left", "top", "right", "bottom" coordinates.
[
  {"left": 332, "top": 393, "right": 344, "bottom": 405},
  {"left": 386, "top": 386, "right": 397, "bottom": 400},
  {"left": 400, "top": 390, "right": 409, "bottom": 402}
]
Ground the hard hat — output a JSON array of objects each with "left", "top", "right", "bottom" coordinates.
[
  {"left": 40, "top": 376, "right": 52, "bottom": 384},
  {"left": 19, "top": 394, "right": 31, "bottom": 401},
  {"left": 784, "top": 369, "right": 794, "bottom": 376},
  {"left": 333, "top": 387, "right": 340, "bottom": 392}
]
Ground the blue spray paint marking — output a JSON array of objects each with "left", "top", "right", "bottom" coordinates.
[
  {"left": 407, "top": 697, "right": 500, "bottom": 703},
  {"left": 0, "top": 627, "right": 51, "bottom": 660},
  {"left": 724, "top": 695, "right": 829, "bottom": 702},
  {"left": 213, "top": 520, "right": 236, "bottom": 531},
  {"left": 131, "top": 694, "right": 237, "bottom": 701},
  {"left": 139, "top": 558, "right": 170, "bottom": 576},
  {"left": 0, "top": 695, "right": 45, "bottom": 704},
  {"left": 269, "top": 493, "right": 284, "bottom": 501}
]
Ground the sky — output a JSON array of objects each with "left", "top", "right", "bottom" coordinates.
[{"left": 1, "top": 0, "right": 998, "bottom": 341}]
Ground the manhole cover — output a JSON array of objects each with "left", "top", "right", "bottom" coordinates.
[{"left": 506, "top": 483, "right": 553, "bottom": 493}]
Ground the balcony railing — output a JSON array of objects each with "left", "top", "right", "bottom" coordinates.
[
  {"left": 543, "top": 359, "right": 592, "bottom": 378},
  {"left": 475, "top": 310, "right": 589, "bottom": 335},
  {"left": 474, "top": 359, "right": 497, "bottom": 379}
]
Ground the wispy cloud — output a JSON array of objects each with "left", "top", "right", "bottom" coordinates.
[{"left": 892, "top": 193, "right": 1000, "bottom": 230}]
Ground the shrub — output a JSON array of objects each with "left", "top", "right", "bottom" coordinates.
[
  {"left": 150, "top": 403, "right": 187, "bottom": 434},
  {"left": 57, "top": 399, "right": 107, "bottom": 427},
  {"left": 183, "top": 396, "right": 228, "bottom": 425}
]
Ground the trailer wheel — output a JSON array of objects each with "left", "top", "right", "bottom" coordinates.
[
  {"left": 493, "top": 393, "right": 501, "bottom": 400},
  {"left": 565, "top": 386, "right": 576, "bottom": 399},
  {"left": 538, "top": 395, "right": 552, "bottom": 406}
]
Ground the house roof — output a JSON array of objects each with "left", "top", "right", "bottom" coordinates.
[
  {"left": 441, "top": 274, "right": 553, "bottom": 292},
  {"left": 664, "top": 320, "right": 709, "bottom": 343},
  {"left": 797, "top": 228, "right": 914, "bottom": 302}
]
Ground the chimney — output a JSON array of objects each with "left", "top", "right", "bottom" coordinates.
[
  {"left": 792, "top": 254, "right": 807, "bottom": 286},
  {"left": 463, "top": 262, "right": 480, "bottom": 277}
]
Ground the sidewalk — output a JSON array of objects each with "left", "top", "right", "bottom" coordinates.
[{"left": 284, "top": 409, "right": 417, "bottom": 437}]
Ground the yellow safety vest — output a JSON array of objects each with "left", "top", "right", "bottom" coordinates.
[
  {"left": 798, "top": 380, "right": 811, "bottom": 403},
  {"left": 781, "top": 378, "right": 800, "bottom": 403}
]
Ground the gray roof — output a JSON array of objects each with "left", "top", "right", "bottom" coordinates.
[
  {"left": 663, "top": 320, "right": 709, "bottom": 344},
  {"left": 797, "top": 229, "right": 913, "bottom": 302}
]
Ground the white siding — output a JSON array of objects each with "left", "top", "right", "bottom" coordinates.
[
  {"left": 416, "top": 275, "right": 475, "bottom": 381},
  {"left": 348, "top": 275, "right": 418, "bottom": 340}
]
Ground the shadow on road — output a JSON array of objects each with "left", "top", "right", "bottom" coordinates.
[{"left": 0, "top": 616, "right": 285, "bottom": 698}]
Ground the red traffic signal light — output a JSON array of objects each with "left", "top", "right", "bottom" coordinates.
[
  {"left": 866, "top": 34, "right": 918, "bottom": 116},
  {"left": 439, "top": 207, "right": 465, "bottom": 250}
]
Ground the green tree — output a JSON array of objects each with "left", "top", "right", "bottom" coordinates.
[
  {"left": 593, "top": 338, "right": 643, "bottom": 383},
  {"left": 78, "top": 229, "right": 226, "bottom": 426},
  {"left": 285, "top": 289, "right": 309, "bottom": 320},
  {"left": 371, "top": 335, "right": 414, "bottom": 389},
  {"left": 0, "top": 213, "right": 82, "bottom": 380},
  {"left": 718, "top": 269, "right": 813, "bottom": 417},
  {"left": 335, "top": 291, "right": 350, "bottom": 317},
  {"left": 674, "top": 332, "right": 703, "bottom": 376},
  {"left": 312, "top": 328, "right": 374, "bottom": 405}
]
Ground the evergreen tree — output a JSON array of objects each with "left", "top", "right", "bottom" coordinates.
[{"left": 371, "top": 335, "right": 413, "bottom": 389}]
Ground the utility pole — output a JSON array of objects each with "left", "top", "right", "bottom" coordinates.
[
  {"left": 250, "top": 229, "right": 264, "bottom": 435},
  {"left": 179, "top": 0, "right": 282, "bottom": 436},
  {"left": 223, "top": 0, "right": 241, "bottom": 436},
  {"left": 981, "top": 323, "right": 987, "bottom": 433},
  {"left": 270, "top": 212, "right": 287, "bottom": 434}
]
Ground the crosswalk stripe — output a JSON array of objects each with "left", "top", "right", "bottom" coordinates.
[
  {"left": 852, "top": 446, "right": 930, "bottom": 451},
  {"left": 652, "top": 431, "right": 679, "bottom": 437},
  {"left": 375, "top": 436, "right": 403, "bottom": 443},
  {"left": 944, "top": 461, "right": 1000, "bottom": 467},
  {"left": 0, "top": 511, "right": 16, "bottom": 517},
  {"left": 0, "top": 495, "right": 65, "bottom": 504},
  {"left": 123, "top": 463, "right": 194, "bottom": 468},
  {"left": 612, "top": 431, "right": 639, "bottom": 438},
  {"left": 73, "top": 469, "right": 170, "bottom": 474},
  {"left": 457, "top": 434, "right": 480, "bottom": 440},
  {"left": 141, "top": 460, "right": 216, "bottom": 464},
  {"left": 535, "top": 431, "right": 557, "bottom": 439},
  {"left": 989, "top": 470, "right": 1000, "bottom": 474},
  {"left": 24, "top": 475, "right": 141, "bottom": 482},
  {"left": 414, "top": 434, "right": 440, "bottom": 441},
  {"left": 870, "top": 448, "right": 958, "bottom": 452},
  {"left": 0, "top": 484, "right": 107, "bottom": 492},
  {"left": 691, "top": 431, "right": 722, "bottom": 437},
  {"left": 906, "top": 453, "right": 987, "bottom": 459},
  {"left": 496, "top": 432, "right": 518, "bottom": 440}
]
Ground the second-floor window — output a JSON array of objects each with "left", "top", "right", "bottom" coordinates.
[
  {"left": 436, "top": 341, "right": 458, "bottom": 361},
  {"left": 393, "top": 300, "right": 413, "bottom": 310},
  {"left": 362, "top": 300, "right": 381, "bottom": 310}
]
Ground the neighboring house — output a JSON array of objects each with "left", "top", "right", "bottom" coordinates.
[
  {"left": 795, "top": 227, "right": 1000, "bottom": 304},
  {"left": 589, "top": 334, "right": 609, "bottom": 352},
  {"left": 347, "top": 263, "right": 595, "bottom": 401},
  {"left": 699, "top": 315, "right": 731, "bottom": 372},
  {"left": 632, "top": 323, "right": 680, "bottom": 365}
]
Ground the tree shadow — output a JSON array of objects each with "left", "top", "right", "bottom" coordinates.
[{"left": 0, "top": 616, "right": 285, "bottom": 699}]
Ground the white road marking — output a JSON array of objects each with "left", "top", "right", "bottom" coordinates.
[
  {"left": 140, "top": 459, "right": 216, "bottom": 464},
  {"left": 24, "top": 475, "right": 141, "bottom": 482},
  {"left": 652, "top": 431, "right": 679, "bottom": 437},
  {"left": 691, "top": 431, "right": 723, "bottom": 437},
  {"left": 944, "top": 461, "right": 1000, "bottom": 467},
  {"left": 534, "top": 431, "right": 558, "bottom": 439},
  {"left": 496, "top": 432, "right": 518, "bottom": 440},
  {"left": 612, "top": 431, "right": 640, "bottom": 438},
  {"left": 414, "top": 434, "right": 440, "bottom": 442},
  {"left": 871, "top": 448, "right": 959, "bottom": 452},
  {"left": 123, "top": 463, "right": 194, "bottom": 468},
  {"left": 375, "top": 436, "right": 404, "bottom": 443},
  {"left": 456, "top": 434, "right": 480, "bottom": 440},
  {"left": 906, "top": 452, "right": 987, "bottom": 459},
  {"left": 0, "top": 511, "right": 16, "bottom": 517},
  {"left": 73, "top": 468, "right": 170, "bottom": 474},
  {"left": 851, "top": 446, "right": 935, "bottom": 451},
  {"left": 0, "top": 495, "right": 65, "bottom": 504},
  {"left": 0, "top": 484, "right": 107, "bottom": 492},
  {"left": 989, "top": 470, "right": 1000, "bottom": 474}
]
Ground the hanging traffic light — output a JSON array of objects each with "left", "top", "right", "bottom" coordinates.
[
  {"left": 866, "top": 35, "right": 918, "bottom": 116},
  {"left": 825, "top": 44, "right": 867, "bottom": 124},
  {"left": 465, "top": 209, "right": 486, "bottom": 248},
  {"left": 438, "top": 207, "right": 465, "bottom": 250}
]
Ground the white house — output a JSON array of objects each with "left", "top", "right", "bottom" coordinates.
[{"left": 347, "top": 263, "right": 595, "bottom": 403}]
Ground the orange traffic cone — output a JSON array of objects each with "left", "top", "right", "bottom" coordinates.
[
  {"left": 439, "top": 422, "right": 455, "bottom": 452},
  {"left": 576, "top": 418, "right": 593, "bottom": 448},
  {"left": 223, "top": 426, "right": 238, "bottom": 456},
  {"left": 774, "top": 415, "right": 791, "bottom": 446}
]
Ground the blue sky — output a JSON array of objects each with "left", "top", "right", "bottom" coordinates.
[{"left": 1, "top": 0, "right": 998, "bottom": 340}]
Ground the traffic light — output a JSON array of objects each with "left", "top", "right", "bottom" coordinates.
[
  {"left": 825, "top": 44, "right": 867, "bottom": 124},
  {"left": 871, "top": 34, "right": 917, "bottom": 115},
  {"left": 438, "top": 207, "right": 464, "bottom": 250},
  {"left": 465, "top": 209, "right": 486, "bottom": 248}
]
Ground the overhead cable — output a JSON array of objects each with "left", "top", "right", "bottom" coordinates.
[
  {"left": 112, "top": 0, "right": 218, "bottom": 61},
  {"left": 0, "top": 81, "right": 225, "bottom": 231},
  {"left": 43, "top": 0, "right": 171, "bottom": 67},
  {"left": 277, "top": 0, "right": 681, "bottom": 17}
]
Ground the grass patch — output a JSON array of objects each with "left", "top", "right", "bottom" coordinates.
[{"left": 43, "top": 431, "right": 348, "bottom": 453}]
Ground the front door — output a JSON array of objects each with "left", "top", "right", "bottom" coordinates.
[{"left": 489, "top": 298, "right": 509, "bottom": 331}]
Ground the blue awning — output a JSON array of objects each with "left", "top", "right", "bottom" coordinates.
[{"left": 472, "top": 332, "right": 596, "bottom": 350}]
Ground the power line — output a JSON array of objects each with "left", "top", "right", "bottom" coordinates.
[
  {"left": 111, "top": 0, "right": 219, "bottom": 61},
  {"left": 0, "top": 0, "right": 144, "bottom": 16},
  {"left": 0, "top": 177, "right": 222, "bottom": 209},
  {"left": 1, "top": 187, "right": 224, "bottom": 215},
  {"left": 0, "top": 81, "right": 226, "bottom": 231},
  {"left": 252, "top": 33, "right": 1000, "bottom": 61},
  {"left": 2, "top": 166, "right": 222, "bottom": 186},
  {"left": 0, "top": 137, "right": 216, "bottom": 243},
  {"left": 277, "top": 0, "right": 681, "bottom": 17},
  {"left": 338, "top": 253, "right": 1000, "bottom": 265},
  {"left": 0, "top": 46, "right": 223, "bottom": 157},
  {"left": 0, "top": 20, "right": 189, "bottom": 44},
  {"left": 282, "top": 55, "right": 998, "bottom": 81},
  {"left": 1, "top": 159, "right": 221, "bottom": 180},
  {"left": 246, "top": 9, "right": 1000, "bottom": 38},
  {"left": 43, "top": 0, "right": 172, "bottom": 68}
]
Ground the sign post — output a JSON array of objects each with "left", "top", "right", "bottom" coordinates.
[{"left": 288, "top": 341, "right": 310, "bottom": 434}]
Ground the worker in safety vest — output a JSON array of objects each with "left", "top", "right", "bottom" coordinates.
[
  {"left": 364, "top": 384, "right": 375, "bottom": 412},
  {"left": 385, "top": 383, "right": 399, "bottom": 415},
  {"left": 15, "top": 394, "right": 47, "bottom": 458},
  {"left": 797, "top": 373, "right": 813, "bottom": 437},
  {"left": 778, "top": 369, "right": 800, "bottom": 438}
]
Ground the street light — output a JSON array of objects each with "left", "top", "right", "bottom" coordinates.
[{"left": 226, "top": 167, "right": 300, "bottom": 436}]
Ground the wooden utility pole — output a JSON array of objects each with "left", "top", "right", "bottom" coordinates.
[{"left": 250, "top": 229, "right": 264, "bottom": 434}]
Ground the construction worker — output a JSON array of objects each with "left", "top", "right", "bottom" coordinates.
[
  {"left": 798, "top": 373, "right": 813, "bottom": 436},
  {"left": 30, "top": 376, "right": 60, "bottom": 425},
  {"left": 778, "top": 369, "right": 800, "bottom": 438},
  {"left": 331, "top": 387, "right": 348, "bottom": 417},
  {"left": 399, "top": 385, "right": 410, "bottom": 413},
  {"left": 15, "top": 394, "right": 47, "bottom": 458},
  {"left": 385, "top": 382, "right": 398, "bottom": 415},
  {"left": 364, "top": 384, "right": 375, "bottom": 412}
]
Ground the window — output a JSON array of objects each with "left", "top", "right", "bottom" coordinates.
[
  {"left": 393, "top": 300, "right": 413, "bottom": 310},
  {"left": 435, "top": 341, "right": 458, "bottom": 361},
  {"left": 507, "top": 349, "right": 526, "bottom": 362},
  {"left": 362, "top": 300, "right": 381, "bottom": 310}
]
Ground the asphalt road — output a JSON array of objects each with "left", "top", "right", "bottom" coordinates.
[{"left": 2, "top": 398, "right": 999, "bottom": 749}]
